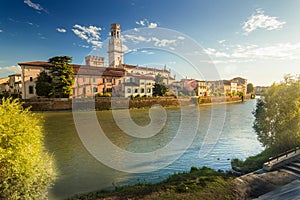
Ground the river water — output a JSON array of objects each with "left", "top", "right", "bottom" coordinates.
[{"left": 43, "top": 99, "right": 263, "bottom": 199}]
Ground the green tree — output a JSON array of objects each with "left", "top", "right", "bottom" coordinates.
[
  {"left": 247, "top": 83, "right": 254, "bottom": 93},
  {"left": 153, "top": 74, "right": 167, "bottom": 96},
  {"left": 35, "top": 71, "right": 52, "bottom": 97},
  {"left": 49, "top": 56, "right": 74, "bottom": 98},
  {"left": 253, "top": 75, "right": 300, "bottom": 151},
  {"left": 0, "top": 98, "right": 56, "bottom": 199}
]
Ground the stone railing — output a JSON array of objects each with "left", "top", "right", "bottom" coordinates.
[{"left": 263, "top": 147, "right": 300, "bottom": 171}]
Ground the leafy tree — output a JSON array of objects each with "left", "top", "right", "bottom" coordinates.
[
  {"left": 35, "top": 71, "right": 52, "bottom": 97},
  {"left": 253, "top": 75, "right": 300, "bottom": 151},
  {"left": 0, "top": 98, "right": 56, "bottom": 199},
  {"left": 49, "top": 56, "right": 74, "bottom": 98},
  {"left": 247, "top": 83, "right": 254, "bottom": 93},
  {"left": 153, "top": 74, "right": 167, "bottom": 96}
]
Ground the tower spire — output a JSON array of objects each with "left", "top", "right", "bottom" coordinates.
[{"left": 108, "top": 24, "right": 123, "bottom": 68}]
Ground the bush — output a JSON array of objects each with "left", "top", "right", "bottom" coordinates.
[
  {"left": 97, "top": 92, "right": 112, "bottom": 97},
  {"left": 0, "top": 98, "right": 56, "bottom": 199}
]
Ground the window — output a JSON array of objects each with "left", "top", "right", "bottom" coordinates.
[
  {"left": 140, "top": 82, "right": 145, "bottom": 85},
  {"left": 134, "top": 88, "right": 138, "bottom": 93},
  {"left": 106, "top": 88, "right": 112, "bottom": 92},
  {"left": 107, "top": 79, "right": 112, "bottom": 83},
  {"left": 147, "top": 88, "right": 151, "bottom": 93},
  {"left": 83, "top": 87, "right": 86, "bottom": 95},
  {"left": 29, "top": 86, "right": 34, "bottom": 94},
  {"left": 127, "top": 88, "right": 132, "bottom": 93},
  {"left": 129, "top": 78, "right": 133, "bottom": 83},
  {"left": 93, "top": 87, "right": 98, "bottom": 93},
  {"left": 118, "top": 80, "right": 121, "bottom": 84},
  {"left": 93, "top": 78, "right": 96, "bottom": 83},
  {"left": 30, "top": 77, "right": 33, "bottom": 82},
  {"left": 83, "top": 77, "right": 86, "bottom": 83},
  {"left": 141, "top": 88, "right": 145, "bottom": 93}
]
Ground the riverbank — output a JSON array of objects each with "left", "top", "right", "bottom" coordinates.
[
  {"left": 22, "top": 95, "right": 250, "bottom": 111},
  {"left": 67, "top": 167, "right": 238, "bottom": 200}
]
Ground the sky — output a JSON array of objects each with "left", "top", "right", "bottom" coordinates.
[{"left": 0, "top": 0, "right": 300, "bottom": 86}]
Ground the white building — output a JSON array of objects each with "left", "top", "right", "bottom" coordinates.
[{"left": 121, "top": 74, "right": 155, "bottom": 98}]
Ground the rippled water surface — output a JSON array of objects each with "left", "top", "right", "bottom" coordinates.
[{"left": 43, "top": 99, "right": 263, "bottom": 199}]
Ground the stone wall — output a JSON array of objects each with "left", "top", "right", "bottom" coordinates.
[{"left": 22, "top": 95, "right": 250, "bottom": 111}]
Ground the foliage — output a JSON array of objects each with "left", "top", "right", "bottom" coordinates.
[
  {"left": 247, "top": 83, "right": 254, "bottom": 93},
  {"left": 153, "top": 74, "right": 167, "bottom": 97},
  {"left": 231, "top": 148, "right": 278, "bottom": 173},
  {"left": 69, "top": 167, "right": 236, "bottom": 200},
  {"left": 97, "top": 92, "right": 111, "bottom": 97},
  {"left": 253, "top": 75, "right": 300, "bottom": 151},
  {"left": 35, "top": 71, "right": 52, "bottom": 97},
  {"left": 0, "top": 98, "right": 56, "bottom": 199},
  {"left": 153, "top": 83, "right": 167, "bottom": 96},
  {"left": 49, "top": 56, "right": 74, "bottom": 98},
  {"left": 0, "top": 91, "right": 11, "bottom": 99}
]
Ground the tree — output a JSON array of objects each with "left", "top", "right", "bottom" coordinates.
[
  {"left": 0, "top": 98, "right": 56, "bottom": 199},
  {"left": 153, "top": 74, "right": 167, "bottom": 96},
  {"left": 49, "top": 56, "right": 74, "bottom": 98},
  {"left": 253, "top": 75, "right": 300, "bottom": 151},
  {"left": 247, "top": 83, "right": 254, "bottom": 94},
  {"left": 36, "top": 71, "right": 52, "bottom": 97}
]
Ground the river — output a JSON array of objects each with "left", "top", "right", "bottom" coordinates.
[{"left": 43, "top": 99, "right": 263, "bottom": 199}]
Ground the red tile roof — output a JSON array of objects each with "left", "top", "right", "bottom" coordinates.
[
  {"left": 18, "top": 61, "right": 54, "bottom": 67},
  {"left": 121, "top": 64, "right": 170, "bottom": 73},
  {"left": 18, "top": 61, "right": 125, "bottom": 77}
]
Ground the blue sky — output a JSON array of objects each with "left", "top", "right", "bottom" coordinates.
[{"left": 0, "top": 0, "right": 300, "bottom": 86}]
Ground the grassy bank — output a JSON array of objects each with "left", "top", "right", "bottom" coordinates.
[
  {"left": 68, "top": 167, "right": 238, "bottom": 200},
  {"left": 231, "top": 148, "right": 279, "bottom": 174}
]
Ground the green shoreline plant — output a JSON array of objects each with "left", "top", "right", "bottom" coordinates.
[
  {"left": 0, "top": 98, "right": 56, "bottom": 199},
  {"left": 232, "top": 75, "right": 300, "bottom": 173}
]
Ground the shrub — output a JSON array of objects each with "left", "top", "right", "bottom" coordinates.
[{"left": 0, "top": 98, "right": 56, "bottom": 199}]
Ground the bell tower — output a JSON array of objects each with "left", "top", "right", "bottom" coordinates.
[{"left": 108, "top": 24, "right": 123, "bottom": 68}]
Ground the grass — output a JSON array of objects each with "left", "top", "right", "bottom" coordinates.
[
  {"left": 231, "top": 148, "right": 279, "bottom": 174},
  {"left": 67, "top": 166, "right": 238, "bottom": 200}
]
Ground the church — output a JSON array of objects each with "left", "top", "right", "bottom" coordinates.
[{"left": 19, "top": 24, "right": 175, "bottom": 99}]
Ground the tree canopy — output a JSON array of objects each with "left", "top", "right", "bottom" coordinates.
[
  {"left": 247, "top": 83, "right": 254, "bottom": 94},
  {"left": 49, "top": 56, "right": 74, "bottom": 98},
  {"left": 253, "top": 75, "right": 300, "bottom": 151},
  {"left": 35, "top": 71, "right": 52, "bottom": 97},
  {"left": 35, "top": 56, "right": 74, "bottom": 98},
  {"left": 0, "top": 98, "right": 56, "bottom": 199},
  {"left": 153, "top": 74, "right": 167, "bottom": 96}
]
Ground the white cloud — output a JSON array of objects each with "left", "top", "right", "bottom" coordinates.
[
  {"left": 218, "top": 40, "right": 226, "bottom": 44},
  {"left": 136, "top": 19, "right": 158, "bottom": 28},
  {"left": 0, "top": 29, "right": 2, "bottom": 33},
  {"left": 201, "top": 42, "right": 300, "bottom": 64},
  {"left": 56, "top": 28, "right": 67, "bottom": 33},
  {"left": 140, "top": 50, "right": 154, "bottom": 55},
  {"left": 78, "top": 44, "right": 89, "bottom": 48},
  {"left": 24, "top": 0, "right": 47, "bottom": 13},
  {"left": 123, "top": 34, "right": 178, "bottom": 48},
  {"left": 177, "top": 36, "right": 185, "bottom": 40},
  {"left": 148, "top": 22, "right": 158, "bottom": 29},
  {"left": 243, "top": 9, "right": 286, "bottom": 35},
  {"left": 72, "top": 24, "right": 102, "bottom": 48},
  {"left": 151, "top": 37, "right": 177, "bottom": 47},
  {"left": 0, "top": 65, "right": 21, "bottom": 75},
  {"left": 123, "top": 34, "right": 151, "bottom": 43},
  {"left": 136, "top": 20, "right": 146, "bottom": 26}
]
